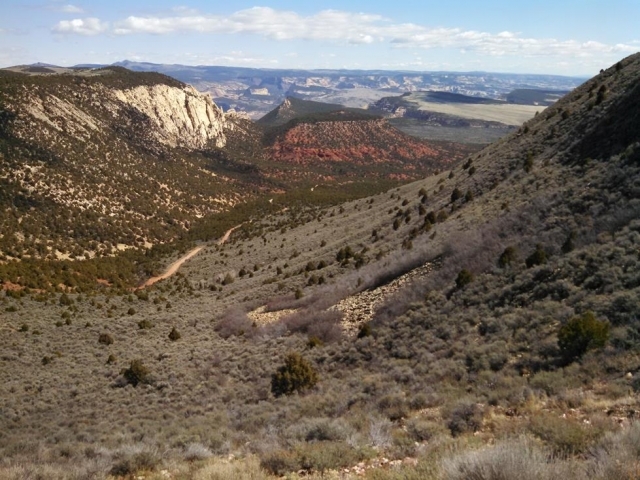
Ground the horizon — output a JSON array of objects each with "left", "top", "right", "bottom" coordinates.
[
  {"left": 1, "top": 1, "right": 638, "bottom": 76},
  {"left": 22, "top": 59, "right": 591, "bottom": 80}
]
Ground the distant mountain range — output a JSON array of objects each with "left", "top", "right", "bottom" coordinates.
[{"left": 88, "top": 60, "right": 585, "bottom": 118}]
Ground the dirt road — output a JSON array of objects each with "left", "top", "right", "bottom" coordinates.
[{"left": 139, "top": 224, "right": 241, "bottom": 288}]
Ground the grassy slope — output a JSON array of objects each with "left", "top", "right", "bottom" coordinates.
[{"left": 1, "top": 54, "right": 640, "bottom": 478}]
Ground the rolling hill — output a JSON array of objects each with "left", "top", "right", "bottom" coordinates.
[
  {"left": 255, "top": 96, "right": 371, "bottom": 127},
  {"left": 257, "top": 98, "right": 475, "bottom": 179}
]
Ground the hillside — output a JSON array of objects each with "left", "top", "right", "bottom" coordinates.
[
  {"left": 256, "top": 96, "right": 374, "bottom": 127},
  {"left": 255, "top": 97, "right": 477, "bottom": 181},
  {"left": 506, "top": 88, "right": 570, "bottom": 106},
  {"left": 0, "top": 67, "right": 469, "bottom": 289},
  {"left": 372, "top": 90, "right": 544, "bottom": 145},
  {"left": 0, "top": 67, "right": 251, "bottom": 261},
  {"left": 265, "top": 115, "right": 472, "bottom": 178},
  {"left": 1, "top": 53, "right": 640, "bottom": 479}
]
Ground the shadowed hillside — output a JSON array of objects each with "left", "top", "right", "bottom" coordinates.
[{"left": 256, "top": 96, "right": 375, "bottom": 127}]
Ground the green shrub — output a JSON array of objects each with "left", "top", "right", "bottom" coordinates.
[
  {"left": 455, "top": 269, "right": 474, "bottom": 289},
  {"left": 562, "top": 231, "right": 577, "bottom": 253},
  {"left": 271, "top": 352, "right": 318, "bottom": 397},
  {"left": 137, "top": 319, "right": 153, "bottom": 329},
  {"left": 524, "top": 152, "right": 533, "bottom": 173},
  {"left": 465, "top": 190, "right": 474, "bottom": 202},
  {"left": 357, "top": 323, "right": 372, "bottom": 338},
  {"left": 336, "top": 246, "right": 354, "bottom": 262},
  {"left": 122, "top": 359, "right": 151, "bottom": 387},
  {"left": 558, "top": 311, "right": 610, "bottom": 363},
  {"left": 98, "top": 333, "right": 114, "bottom": 345},
  {"left": 134, "top": 290, "right": 149, "bottom": 301},
  {"left": 437, "top": 210, "right": 448, "bottom": 222},
  {"left": 59, "top": 293, "right": 73, "bottom": 306},
  {"left": 498, "top": 246, "right": 518, "bottom": 268},
  {"left": 307, "top": 336, "right": 323, "bottom": 349},
  {"left": 168, "top": 327, "right": 181, "bottom": 341},
  {"left": 451, "top": 188, "right": 462, "bottom": 202},
  {"left": 525, "top": 244, "right": 547, "bottom": 268}
]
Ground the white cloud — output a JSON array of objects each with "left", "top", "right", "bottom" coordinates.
[
  {"left": 389, "top": 28, "right": 637, "bottom": 58},
  {"left": 112, "top": 7, "right": 386, "bottom": 44},
  {"left": 52, "top": 7, "right": 637, "bottom": 60},
  {"left": 52, "top": 18, "right": 109, "bottom": 36},
  {"left": 60, "top": 4, "right": 83, "bottom": 14}
]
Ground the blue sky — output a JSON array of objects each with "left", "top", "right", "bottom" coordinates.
[{"left": 1, "top": 0, "right": 638, "bottom": 75}]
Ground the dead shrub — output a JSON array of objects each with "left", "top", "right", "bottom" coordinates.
[
  {"left": 215, "top": 307, "right": 253, "bottom": 339},
  {"left": 281, "top": 309, "right": 343, "bottom": 344}
]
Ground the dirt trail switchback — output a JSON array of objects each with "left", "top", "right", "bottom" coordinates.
[{"left": 140, "top": 224, "right": 241, "bottom": 288}]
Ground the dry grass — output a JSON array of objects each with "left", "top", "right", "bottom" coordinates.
[{"left": 406, "top": 98, "right": 541, "bottom": 125}]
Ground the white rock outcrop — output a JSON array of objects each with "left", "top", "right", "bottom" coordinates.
[{"left": 113, "top": 84, "right": 227, "bottom": 149}]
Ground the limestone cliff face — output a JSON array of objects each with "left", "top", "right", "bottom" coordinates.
[
  {"left": 15, "top": 80, "right": 228, "bottom": 150},
  {"left": 113, "top": 84, "right": 227, "bottom": 149},
  {"left": 0, "top": 69, "right": 252, "bottom": 258}
]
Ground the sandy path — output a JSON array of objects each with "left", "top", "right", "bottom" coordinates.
[
  {"left": 217, "top": 224, "right": 241, "bottom": 245},
  {"left": 139, "top": 224, "right": 241, "bottom": 288}
]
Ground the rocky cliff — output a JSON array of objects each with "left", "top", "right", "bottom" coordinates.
[
  {"left": 10, "top": 71, "right": 228, "bottom": 150},
  {"left": 112, "top": 84, "right": 227, "bottom": 149}
]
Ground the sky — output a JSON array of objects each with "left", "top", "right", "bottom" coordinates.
[{"left": 0, "top": 0, "right": 638, "bottom": 76}]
